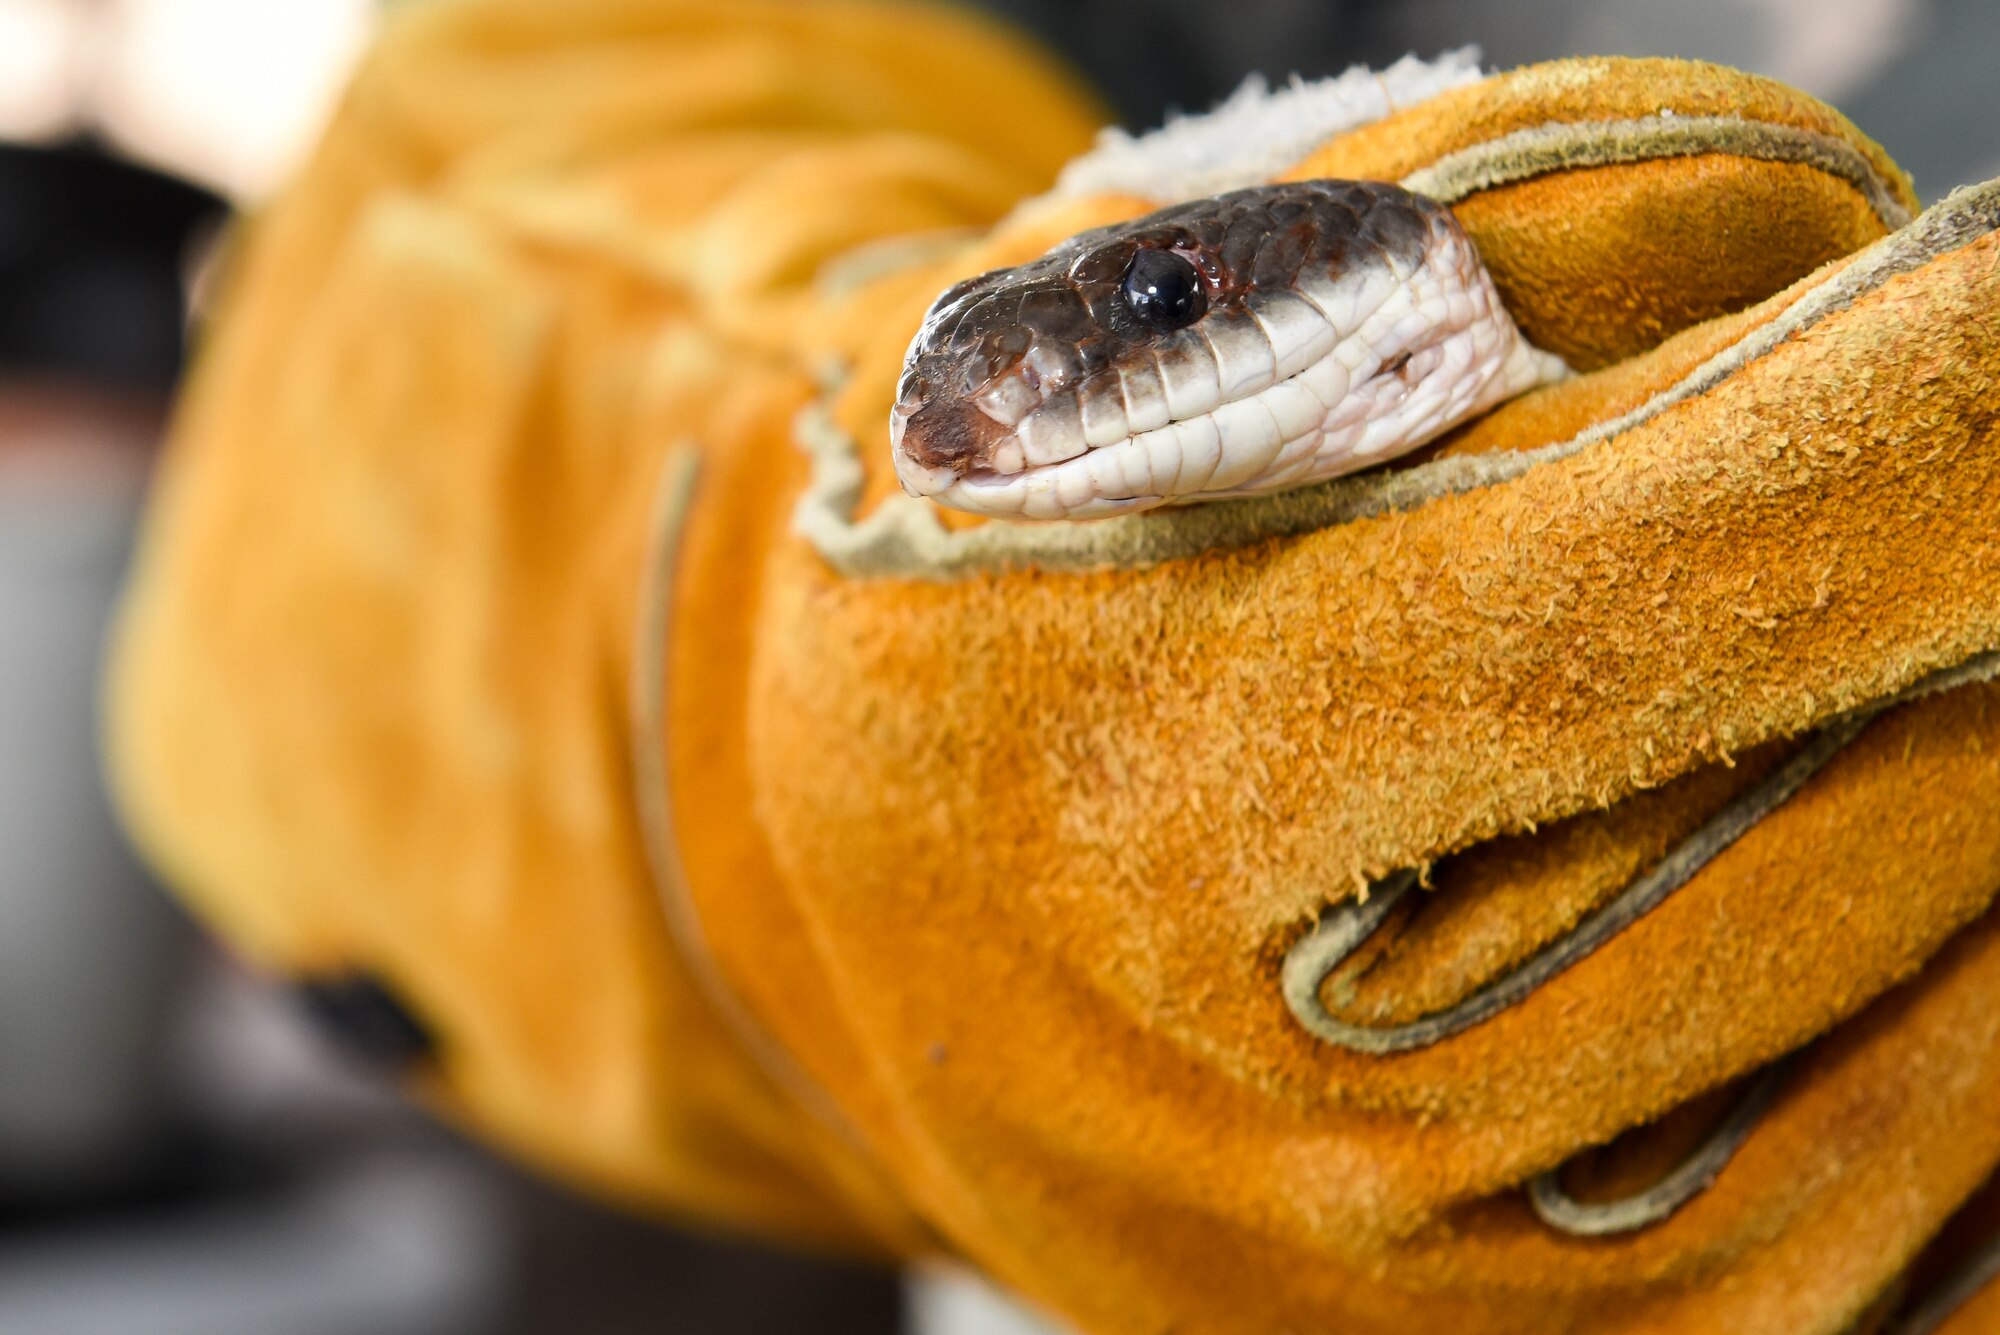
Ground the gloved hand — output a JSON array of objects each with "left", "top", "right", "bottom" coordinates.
[
  {"left": 106, "top": 0, "right": 1104, "bottom": 1255},
  {"left": 706, "top": 45, "right": 2000, "bottom": 1335},
  {"left": 108, "top": 3, "right": 2000, "bottom": 1331}
]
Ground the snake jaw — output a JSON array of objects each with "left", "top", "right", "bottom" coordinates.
[
  {"left": 889, "top": 446, "right": 959, "bottom": 500},
  {"left": 891, "top": 180, "right": 1565, "bottom": 522}
]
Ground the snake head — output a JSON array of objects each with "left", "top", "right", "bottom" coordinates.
[{"left": 890, "top": 180, "right": 1564, "bottom": 521}]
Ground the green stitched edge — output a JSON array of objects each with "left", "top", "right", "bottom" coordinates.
[
  {"left": 630, "top": 446, "right": 889, "bottom": 1165},
  {"left": 1279, "top": 646, "right": 2000, "bottom": 1057},
  {"left": 1887, "top": 1222, "right": 2000, "bottom": 1335},
  {"left": 795, "top": 164, "right": 1994, "bottom": 584},
  {"left": 1526, "top": 1054, "right": 1797, "bottom": 1237},
  {"left": 1281, "top": 708, "right": 1879, "bottom": 1054},
  {"left": 1403, "top": 114, "right": 1912, "bottom": 227}
]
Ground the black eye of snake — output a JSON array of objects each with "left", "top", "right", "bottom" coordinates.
[{"left": 1121, "top": 248, "right": 1206, "bottom": 329}]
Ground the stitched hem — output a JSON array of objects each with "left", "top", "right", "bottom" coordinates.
[{"left": 792, "top": 174, "right": 1993, "bottom": 582}]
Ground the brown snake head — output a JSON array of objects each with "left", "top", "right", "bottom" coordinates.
[{"left": 890, "top": 179, "right": 1565, "bottom": 521}]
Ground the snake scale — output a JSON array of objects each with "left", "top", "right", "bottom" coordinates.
[{"left": 891, "top": 179, "right": 1565, "bottom": 521}]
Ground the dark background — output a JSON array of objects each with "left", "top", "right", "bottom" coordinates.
[{"left": 998, "top": 0, "right": 1997, "bottom": 203}]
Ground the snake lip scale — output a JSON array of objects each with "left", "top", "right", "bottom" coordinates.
[{"left": 891, "top": 179, "right": 1566, "bottom": 521}]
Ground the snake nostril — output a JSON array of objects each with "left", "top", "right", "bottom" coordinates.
[
  {"left": 894, "top": 373, "right": 929, "bottom": 418},
  {"left": 293, "top": 971, "right": 436, "bottom": 1070}
]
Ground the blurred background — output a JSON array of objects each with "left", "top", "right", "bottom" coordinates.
[{"left": 0, "top": 1, "right": 1992, "bottom": 1332}]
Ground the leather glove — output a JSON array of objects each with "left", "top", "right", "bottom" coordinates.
[{"left": 108, "top": 3, "right": 2000, "bottom": 1330}]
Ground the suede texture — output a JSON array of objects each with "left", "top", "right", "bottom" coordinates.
[
  {"left": 1289, "top": 57, "right": 1915, "bottom": 369},
  {"left": 106, "top": 0, "right": 1101, "bottom": 1251},
  {"left": 716, "top": 57, "right": 2000, "bottom": 1335},
  {"left": 106, "top": 5, "right": 2000, "bottom": 1330}
]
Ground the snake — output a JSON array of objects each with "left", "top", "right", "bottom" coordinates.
[{"left": 890, "top": 179, "right": 1567, "bottom": 521}]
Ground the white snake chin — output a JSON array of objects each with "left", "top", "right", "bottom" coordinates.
[{"left": 891, "top": 188, "right": 1569, "bottom": 523}]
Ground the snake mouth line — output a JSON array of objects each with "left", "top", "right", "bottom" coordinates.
[
  {"left": 800, "top": 126, "right": 1963, "bottom": 581},
  {"left": 891, "top": 179, "right": 1567, "bottom": 521},
  {"left": 927, "top": 312, "right": 1535, "bottom": 521},
  {"left": 909, "top": 313, "right": 1562, "bottom": 522},
  {"left": 934, "top": 359, "right": 1406, "bottom": 521}
]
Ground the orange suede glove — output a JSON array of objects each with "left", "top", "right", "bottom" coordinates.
[{"left": 109, "top": 2, "right": 2000, "bottom": 1330}]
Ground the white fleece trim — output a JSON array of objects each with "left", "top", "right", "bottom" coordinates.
[{"left": 1042, "top": 50, "right": 1487, "bottom": 204}]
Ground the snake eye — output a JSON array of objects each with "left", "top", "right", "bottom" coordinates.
[{"left": 1121, "top": 249, "right": 1206, "bottom": 329}]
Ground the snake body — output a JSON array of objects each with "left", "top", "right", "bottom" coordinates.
[{"left": 891, "top": 180, "right": 1566, "bottom": 520}]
